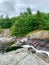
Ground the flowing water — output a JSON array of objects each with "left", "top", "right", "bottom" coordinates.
[{"left": 22, "top": 45, "right": 49, "bottom": 56}]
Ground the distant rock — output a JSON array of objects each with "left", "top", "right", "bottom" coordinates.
[{"left": 27, "top": 30, "right": 49, "bottom": 39}]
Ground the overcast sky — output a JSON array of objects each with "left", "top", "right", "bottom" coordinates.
[{"left": 0, "top": 0, "right": 49, "bottom": 17}]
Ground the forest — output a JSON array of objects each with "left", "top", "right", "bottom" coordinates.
[{"left": 0, "top": 7, "right": 49, "bottom": 37}]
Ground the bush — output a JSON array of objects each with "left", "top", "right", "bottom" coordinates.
[{"left": 11, "top": 14, "right": 39, "bottom": 37}]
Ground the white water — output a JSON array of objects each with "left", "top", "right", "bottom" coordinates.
[
  {"left": 20, "top": 38, "right": 49, "bottom": 56},
  {"left": 22, "top": 45, "right": 49, "bottom": 56},
  {"left": 0, "top": 37, "right": 49, "bottom": 57}
]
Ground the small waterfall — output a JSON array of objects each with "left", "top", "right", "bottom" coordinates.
[{"left": 22, "top": 45, "right": 49, "bottom": 56}]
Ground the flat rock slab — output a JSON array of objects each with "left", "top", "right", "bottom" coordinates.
[{"left": 0, "top": 48, "right": 49, "bottom": 65}]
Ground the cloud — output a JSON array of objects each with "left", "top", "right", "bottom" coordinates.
[
  {"left": 0, "top": 0, "right": 16, "bottom": 17},
  {"left": 0, "top": 0, "right": 49, "bottom": 17}
]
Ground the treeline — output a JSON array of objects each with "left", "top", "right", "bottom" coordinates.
[
  {"left": 0, "top": 16, "right": 16, "bottom": 28},
  {"left": 0, "top": 7, "right": 49, "bottom": 37}
]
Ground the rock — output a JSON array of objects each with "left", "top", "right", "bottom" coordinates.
[
  {"left": 20, "top": 38, "right": 28, "bottom": 43},
  {"left": 27, "top": 30, "right": 49, "bottom": 39},
  {"left": 0, "top": 29, "right": 10, "bottom": 37},
  {"left": 36, "top": 52, "right": 48, "bottom": 58},
  {"left": 28, "top": 47, "right": 36, "bottom": 53},
  {"left": 0, "top": 37, "right": 16, "bottom": 49},
  {"left": 0, "top": 48, "right": 49, "bottom": 65},
  {"left": 30, "top": 38, "right": 49, "bottom": 51},
  {"left": 36, "top": 52, "right": 49, "bottom": 63}
]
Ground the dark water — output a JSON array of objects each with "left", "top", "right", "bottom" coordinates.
[{"left": 0, "top": 46, "right": 23, "bottom": 54}]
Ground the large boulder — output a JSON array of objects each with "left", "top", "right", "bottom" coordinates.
[{"left": 0, "top": 48, "right": 49, "bottom": 65}]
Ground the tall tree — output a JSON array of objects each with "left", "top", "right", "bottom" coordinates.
[{"left": 26, "top": 7, "right": 32, "bottom": 14}]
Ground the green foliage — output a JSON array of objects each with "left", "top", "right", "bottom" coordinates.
[
  {"left": 0, "top": 25, "right": 3, "bottom": 33},
  {"left": 0, "top": 16, "right": 16, "bottom": 28},
  {"left": 26, "top": 7, "right": 32, "bottom": 14},
  {"left": 0, "top": 7, "right": 49, "bottom": 37},
  {"left": 11, "top": 9, "right": 49, "bottom": 37},
  {"left": 11, "top": 14, "right": 39, "bottom": 37}
]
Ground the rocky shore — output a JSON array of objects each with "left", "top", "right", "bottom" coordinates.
[{"left": 0, "top": 30, "right": 49, "bottom": 65}]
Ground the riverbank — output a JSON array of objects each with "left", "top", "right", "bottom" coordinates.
[{"left": 0, "top": 30, "right": 49, "bottom": 65}]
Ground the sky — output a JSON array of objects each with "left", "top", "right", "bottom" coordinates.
[{"left": 0, "top": 0, "right": 49, "bottom": 17}]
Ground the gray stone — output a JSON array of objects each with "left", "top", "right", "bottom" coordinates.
[{"left": 0, "top": 48, "right": 48, "bottom": 65}]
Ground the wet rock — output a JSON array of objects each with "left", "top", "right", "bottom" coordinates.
[{"left": 28, "top": 47, "right": 36, "bottom": 53}]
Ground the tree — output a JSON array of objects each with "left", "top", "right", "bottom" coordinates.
[
  {"left": 26, "top": 7, "right": 32, "bottom": 14},
  {"left": 11, "top": 14, "right": 39, "bottom": 37},
  {"left": 0, "top": 15, "right": 3, "bottom": 19}
]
